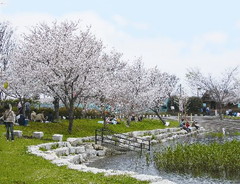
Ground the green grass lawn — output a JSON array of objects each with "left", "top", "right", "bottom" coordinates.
[
  {"left": 11, "top": 118, "right": 179, "bottom": 140},
  {"left": 223, "top": 115, "right": 240, "bottom": 120},
  {"left": 0, "top": 118, "right": 178, "bottom": 184}
]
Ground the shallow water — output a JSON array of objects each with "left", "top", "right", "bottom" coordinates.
[{"left": 88, "top": 134, "right": 240, "bottom": 184}]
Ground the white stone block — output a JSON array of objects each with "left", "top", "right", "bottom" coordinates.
[
  {"left": 92, "top": 144, "right": 104, "bottom": 150},
  {"left": 52, "top": 134, "right": 63, "bottom": 142},
  {"left": 132, "top": 131, "right": 143, "bottom": 137},
  {"left": 55, "top": 147, "right": 69, "bottom": 156},
  {"left": 33, "top": 131, "right": 44, "bottom": 139},
  {"left": 86, "top": 149, "right": 97, "bottom": 158},
  {"left": 81, "top": 136, "right": 95, "bottom": 142},
  {"left": 96, "top": 150, "right": 106, "bottom": 156},
  {"left": 81, "top": 153, "right": 88, "bottom": 161},
  {"left": 143, "top": 136, "right": 152, "bottom": 141},
  {"left": 151, "top": 140, "right": 158, "bottom": 144},
  {"left": 74, "top": 146, "right": 85, "bottom": 154},
  {"left": 69, "top": 147, "right": 75, "bottom": 154},
  {"left": 43, "top": 153, "right": 58, "bottom": 160},
  {"left": 137, "top": 139, "right": 143, "bottom": 143},
  {"left": 70, "top": 155, "right": 81, "bottom": 164},
  {"left": 78, "top": 154, "right": 85, "bottom": 163},
  {"left": 67, "top": 138, "right": 83, "bottom": 146},
  {"left": 13, "top": 130, "right": 22, "bottom": 137},
  {"left": 155, "top": 135, "right": 163, "bottom": 140}
]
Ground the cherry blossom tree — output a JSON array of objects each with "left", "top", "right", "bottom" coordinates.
[
  {"left": 21, "top": 21, "right": 105, "bottom": 133},
  {"left": 117, "top": 59, "right": 151, "bottom": 126},
  {"left": 0, "top": 22, "right": 15, "bottom": 101},
  {"left": 186, "top": 67, "right": 239, "bottom": 119},
  {"left": 0, "top": 21, "right": 15, "bottom": 71},
  {"left": 0, "top": 47, "right": 42, "bottom": 116},
  {"left": 91, "top": 51, "right": 126, "bottom": 127},
  {"left": 144, "top": 68, "right": 178, "bottom": 124}
]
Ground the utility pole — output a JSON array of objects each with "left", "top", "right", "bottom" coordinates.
[
  {"left": 197, "top": 87, "right": 201, "bottom": 97},
  {"left": 179, "top": 84, "right": 182, "bottom": 98},
  {"left": 178, "top": 84, "right": 183, "bottom": 122}
]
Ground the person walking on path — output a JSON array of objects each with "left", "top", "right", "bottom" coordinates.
[{"left": 1, "top": 104, "right": 16, "bottom": 141}]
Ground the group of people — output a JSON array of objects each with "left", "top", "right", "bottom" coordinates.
[
  {"left": 226, "top": 109, "right": 240, "bottom": 117},
  {"left": 180, "top": 118, "right": 200, "bottom": 133},
  {"left": 105, "top": 117, "right": 120, "bottom": 125},
  {"left": 0, "top": 103, "right": 33, "bottom": 141},
  {"left": 0, "top": 102, "right": 53, "bottom": 141}
]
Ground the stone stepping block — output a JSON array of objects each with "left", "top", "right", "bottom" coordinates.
[
  {"left": 13, "top": 130, "right": 22, "bottom": 137},
  {"left": 52, "top": 134, "right": 63, "bottom": 142},
  {"left": 33, "top": 131, "right": 44, "bottom": 139}
]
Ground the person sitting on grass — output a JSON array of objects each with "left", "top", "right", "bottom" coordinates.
[
  {"left": 106, "top": 117, "right": 112, "bottom": 124},
  {"left": 18, "top": 114, "right": 26, "bottom": 126},
  {"left": 186, "top": 121, "right": 191, "bottom": 132},
  {"left": 180, "top": 118, "right": 185, "bottom": 127},
  {"left": 182, "top": 122, "right": 191, "bottom": 133},
  {"left": 192, "top": 120, "right": 200, "bottom": 129}
]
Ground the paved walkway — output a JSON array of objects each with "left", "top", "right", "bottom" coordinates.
[{"left": 185, "top": 116, "right": 240, "bottom": 133}]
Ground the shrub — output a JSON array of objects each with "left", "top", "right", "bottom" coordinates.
[
  {"left": 59, "top": 107, "right": 68, "bottom": 118},
  {"left": 85, "top": 109, "right": 101, "bottom": 118}
]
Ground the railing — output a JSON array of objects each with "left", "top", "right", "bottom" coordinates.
[{"left": 95, "top": 128, "right": 151, "bottom": 152}]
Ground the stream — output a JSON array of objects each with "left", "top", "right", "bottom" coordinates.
[{"left": 87, "top": 133, "right": 240, "bottom": 184}]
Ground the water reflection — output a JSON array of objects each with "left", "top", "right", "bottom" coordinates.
[{"left": 88, "top": 134, "right": 240, "bottom": 184}]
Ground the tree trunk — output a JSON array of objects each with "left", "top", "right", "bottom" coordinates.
[
  {"left": 218, "top": 103, "right": 223, "bottom": 120},
  {"left": 68, "top": 102, "right": 74, "bottom": 134},
  {"left": 102, "top": 106, "right": 107, "bottom": 128},
  {"left": 19, "top": 100, "right": 25, "bottom": 116},
  {"left": 22, "top": 103, "right": 26, "bottom": 117},
  {"left": 152, "top": 109, "right": 166, "bottom": 125},
  {"left": 53, "top": 97, "right": 59, "bottom": 122},
  {"left": 127, "top": 115, "right": 131, "bottom": 126}
]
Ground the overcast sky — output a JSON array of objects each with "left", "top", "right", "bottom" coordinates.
[{"left": 1, "top": 0, "right": 240, "bottom": 82}]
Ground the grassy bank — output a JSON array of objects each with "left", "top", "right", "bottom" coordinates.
[
  {"left": 0, "top": 118, "right": 178, "bottom": 184},
  {"left": 0, "top": 136, "right": 148, "bottom": 184},
  {"left": 154, "top": 140, "right": 240, "bottom": 181},
  {"left": 223, "top": 115, "right": 240, "bottom": 120},
  {"left": 9, "top": 118, "right": 179, "bottom": 140}
]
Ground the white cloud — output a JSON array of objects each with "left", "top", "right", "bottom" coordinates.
[
  {"left": 202, "top": 32, "right": 228, "bottom": 44},
  {"left": 0, "top": 0, "right": 8, "bottom": 10},
  {"left": 189, "top": 32, "right": 229, "bottom": 57},
  {"left": 112, "top": 14, "right": 128, "bottom": 27},
  {"left": 112, "top": 14, "right": 148, "bottom": 30},
  {"left": 235, "top": 20, "right": 240, "bottom": 29},
  {"left": 0, "top": 12, "right": 55, "bottom": 35},
  {"left": 132, "top": 22, "right": 148, "bottom": 30},
  {"left": 0, "top": 11, "right": 239, "bottom": 82}
]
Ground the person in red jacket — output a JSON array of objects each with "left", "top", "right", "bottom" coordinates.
[{"left": 186, "top": 121, "right": 190, "bottom": 128}]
